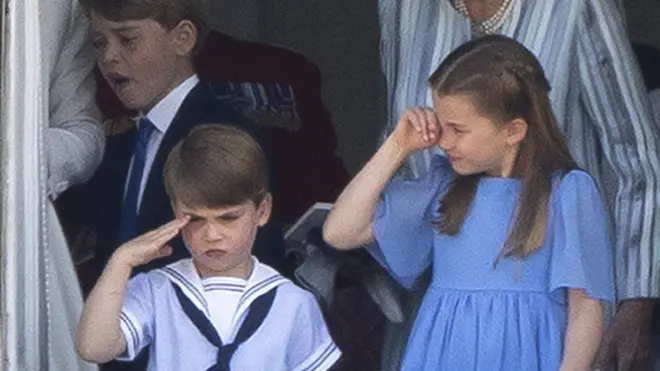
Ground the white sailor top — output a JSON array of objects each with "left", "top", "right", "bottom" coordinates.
[{"left": 117, "top": 257, "right": 341, "bottom": 370}]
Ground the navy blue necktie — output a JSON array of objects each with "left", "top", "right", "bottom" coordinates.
[
  {"left": 171, "top": 283, "right": 277, "bottom": 371},
  {"left": 119, "top": 118, "right": 155, "bottom": 243}
]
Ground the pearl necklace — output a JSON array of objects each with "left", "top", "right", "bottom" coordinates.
[{"left": 454, "top": 0, "right": 514, "bottom": 36}]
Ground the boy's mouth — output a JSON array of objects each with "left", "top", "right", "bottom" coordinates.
[
  {"left": 203, "top": 250, "right": 226, "bottom": 259},
  {"left": 106, "top": 73, "right": 131, "bottom": 91}
]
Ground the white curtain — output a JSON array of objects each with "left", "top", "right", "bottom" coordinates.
[{"left": 1, "top": 1, "right": 97, "bottom": 370}]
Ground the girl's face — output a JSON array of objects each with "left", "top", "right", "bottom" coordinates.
[{"left": 432, "top": 93, "right": 526, "bottom": 177}]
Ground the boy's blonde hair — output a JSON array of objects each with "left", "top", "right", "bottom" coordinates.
[
  {"left": 80, "top": 0, "right": 210, "bottom": 52},
  {"left": 164, "top": 124, "right": 269, "bottom": 208}
]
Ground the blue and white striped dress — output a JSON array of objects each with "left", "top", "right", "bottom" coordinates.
[{"left": 379, "top": 0, "right": 660, "bottom": 300}]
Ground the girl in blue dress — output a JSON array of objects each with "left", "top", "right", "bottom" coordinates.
[{"left": 323, "top": 35, "right": 613, "bottom": 371}]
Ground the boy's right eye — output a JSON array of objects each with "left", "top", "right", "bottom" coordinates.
[
  {"left": 188, "top": 216, "right": 204, "bottom": 223},
  {"left": 91, "top": 39, "right": 106, "bottom": 50},
  {"left": 119, "top": 36, "right": 138, "bottom": 49},
  {"left": 183, "top": 217, "right": 205, "bottom": 231}
]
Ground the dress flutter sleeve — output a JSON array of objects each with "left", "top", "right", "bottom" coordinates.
[
  {"left": 548, "top": 170, "right": 614, "bottom": 301},
  {"left": 367, "top": 155, "right": 454, "bottom": 288}
]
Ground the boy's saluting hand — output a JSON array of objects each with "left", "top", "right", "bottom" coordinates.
[
  {"left": 115, "top": 217, "right": 190, "bottom": 268},
  {"left": 77, "top": 216, "right": 189, "bottom": 363}
]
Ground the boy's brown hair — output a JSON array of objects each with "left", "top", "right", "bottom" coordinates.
[
  {"left": 80, "top": 0, "right": 210, "bottom": 52},
  {"left": 164, "top": 124, "right": 269, "bottom": 208}
]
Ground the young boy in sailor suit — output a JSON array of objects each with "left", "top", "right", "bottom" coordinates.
[{"left": 76, "top": 124, "right": 341, "bottom": 371}]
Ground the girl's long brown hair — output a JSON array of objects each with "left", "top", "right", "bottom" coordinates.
[{"left": 429, "top": 35, "right": 578, "bottom": 259}]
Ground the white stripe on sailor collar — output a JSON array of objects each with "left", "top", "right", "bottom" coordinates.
[
  {"left": 235, "top": 262, "right": 289, "bottom": 317},
  {"left": 157, "top": 257, "right": 290, "bottom": 319},
  {"left": 158, "top": 259, "right": 209, "bottom": 316}
]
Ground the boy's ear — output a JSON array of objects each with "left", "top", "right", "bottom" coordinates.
[
  {"left": 257, "top": 193, "right": 272, "bottom": 227},
  {"left": 171, "top": 20, "right": 198, "bottom": 57}
]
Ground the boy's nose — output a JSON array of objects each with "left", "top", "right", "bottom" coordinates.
[
  {"left": 201, "top": 223, "right": 224, "bottom": 242},
  {"left": 99, "top": 44, "right": 120, "bottom": 66}
]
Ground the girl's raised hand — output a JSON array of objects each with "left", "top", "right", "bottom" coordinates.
[
  {"left": 391, "top": 107, "right": 441, "bottom": 156},
  {"left": 115, "top": 217, "right": 190, "bottom": 268}
]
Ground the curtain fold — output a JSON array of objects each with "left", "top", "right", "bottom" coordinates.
[
  {"left": 1, "top": 1, "right": 97, "bottom": 370},
  {"left": 1, "top": 0, "right": 48, "bottom": 369}
]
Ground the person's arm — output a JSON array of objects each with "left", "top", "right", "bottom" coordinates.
[
  {"left": 75, "top": 251, "right": 132, "bottom": 363},
  {"left": 76, "top": 218, "right": 188, "bottom": 363},
  {"left": 547, "top": 170, "right": 613, "bottom": 370},
  {"left": 576, "top": 2, "right": 660, "bottom": 369},
  {"left": 322, "top": 108, "right": 440, "bottom": 249},
  {"left": 47, "top": 0, "right": 105, "bottom": 200},
  {"left": 559, "top": 289, "right": 604, "bottom": 371},
  {"left": 322, "top": 137, "right": 407, "bottom": 249}
]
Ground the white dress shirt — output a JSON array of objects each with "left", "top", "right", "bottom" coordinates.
[{"left": 124, "top": 74, "right": 200, "bottom": 209}]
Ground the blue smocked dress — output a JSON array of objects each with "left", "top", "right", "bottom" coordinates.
[{"left": 368, "top": 156, "right": 613, "bottom": 371}]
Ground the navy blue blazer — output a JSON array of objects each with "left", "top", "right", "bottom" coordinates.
[{"left": 92, "top": 82, "right": 290, "bottom": 276}]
